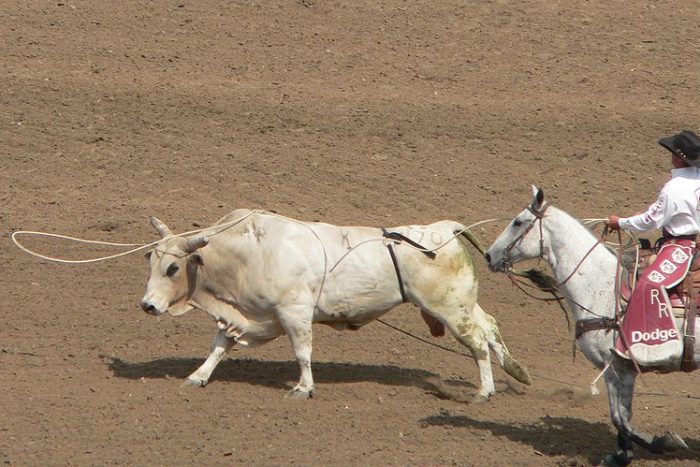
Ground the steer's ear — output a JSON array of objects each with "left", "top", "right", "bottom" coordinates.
[
  {"left": 150, "top": 217, "right": 173, "bottom": 238},
  {"left": 530, "top": 185, "right": 545, "bottom": 212},
  {"left": 184, "top": 236, "right": 209, "bottom": 254}
]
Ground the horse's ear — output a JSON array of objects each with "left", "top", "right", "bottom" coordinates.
[{"left": 530, "top": 185, "right": 545, "bottom": 211}]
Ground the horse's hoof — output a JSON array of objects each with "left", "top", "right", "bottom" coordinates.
[
  {"left": 284, "top": 387, "right": 313, "bottom": 400},
  {"left": 181, "top": 377, "right": 208, "bottom": 388},
  {"left": 471, "top": 393, "right": 490, "bottom": 404},
  {"left": 598, "top": 451, "right": 632, "bottom": 467},
  {"left": 661, "top": 431, "right": 688, "bottom": 451}
]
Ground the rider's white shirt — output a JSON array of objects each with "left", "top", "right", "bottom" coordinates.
[{"left": 620, "top": 166, "right": 700, "bottom": 236}]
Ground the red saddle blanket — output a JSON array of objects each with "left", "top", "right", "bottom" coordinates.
[{"left": 615, "top": 239, "right": 694, "bottom": 366}]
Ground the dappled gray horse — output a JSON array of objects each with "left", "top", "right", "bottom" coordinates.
[{"left": 485, "top": 187, "right": 697, "bottom": 466}]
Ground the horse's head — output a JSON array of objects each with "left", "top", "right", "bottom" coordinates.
[{"left": 485, "top": 186, "right": 549, "bottom": 272}]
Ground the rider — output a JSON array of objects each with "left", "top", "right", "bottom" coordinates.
[{"left": 605, "top": 130, "right": 700, "bottom": 363}]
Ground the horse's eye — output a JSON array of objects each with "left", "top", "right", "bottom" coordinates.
[
  {"left": 512, "top": 219, "right": 523, "bottom": 228},
  {"left": 166, "top": 264, "right": 180, "bottom": 277}
]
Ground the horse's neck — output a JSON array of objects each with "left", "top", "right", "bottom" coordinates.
[{"left": 544, "top": 209, "right": 618, "bottom": 321}]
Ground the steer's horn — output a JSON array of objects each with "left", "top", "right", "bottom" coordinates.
[
  {"left": 150, "top": 216, "right": 173, "bottom": 238},
  {"left": 184, "top": 236, "right": 209, "bottom": 254}
]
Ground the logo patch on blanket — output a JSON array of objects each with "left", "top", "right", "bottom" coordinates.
[{"left": 615, "top": 240, "right": 694, "bottom": 366}]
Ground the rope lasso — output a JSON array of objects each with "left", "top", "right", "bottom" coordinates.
[
  {"left": 10, "top": 210, "right": 262, "bottom": 264},
  {"left": 13, "top": 213, "right": 696, "bottom": 400},
  {"left": 11, "top": 231, "right": 160, "bottom": 264}
]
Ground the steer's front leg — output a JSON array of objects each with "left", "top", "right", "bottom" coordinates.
[
  {"left": 278, "top": 305, "right": 314, "bottom": 399},
  {"left": 182, "top": 329, "right": 237, "bottom": 387}
]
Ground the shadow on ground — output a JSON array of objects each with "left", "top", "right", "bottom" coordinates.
[
  {"left": 102, "top": 355, "right": 491, "bottom": 400},
  {"left": 420, "top": 412, "right": 700, "bottom": 465}
]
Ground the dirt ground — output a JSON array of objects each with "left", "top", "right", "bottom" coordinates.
[{"left": 2, "top": 1, "right": 699, "bottom": 465}]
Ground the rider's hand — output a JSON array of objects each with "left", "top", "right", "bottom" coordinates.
[{"left": 605, "top": 215, "right": 621, "bottom": 230}]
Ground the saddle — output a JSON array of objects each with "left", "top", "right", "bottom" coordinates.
[{"left": 620, "top": 240, "right": 698, "bottom": 372}]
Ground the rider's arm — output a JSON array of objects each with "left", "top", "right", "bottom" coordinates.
[{"left": 618, "top": 189, "right": 673, "bottom": 233}]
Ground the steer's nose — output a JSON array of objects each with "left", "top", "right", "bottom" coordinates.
[
  {"left": 140, "top": 300, "right": 156, "bottom": 314},
  {"left": 484, "top": 252, "right": 492, "bottom": 264}
]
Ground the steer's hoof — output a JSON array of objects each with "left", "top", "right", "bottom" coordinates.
[
  {"left": 471, "top": 393, "right": 490, "bottom": 404},
  {"left": 181, "top": 377, "right": 208, "bottom": 388},
  {"left": 504, "top": 357, "right": 532, "bottom": 385},
  {"left": 285, "top": 387, "right": 313, "bottom": 400}
]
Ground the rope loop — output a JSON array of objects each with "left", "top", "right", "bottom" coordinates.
[{"left": 11, "top": 210, "right": 262, "bottom": 264}]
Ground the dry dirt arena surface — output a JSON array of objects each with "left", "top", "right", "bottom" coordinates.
[{"left": 2, "top": 1, "right": 700, "bottom": 465}]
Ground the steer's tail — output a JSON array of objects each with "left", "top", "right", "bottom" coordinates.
[{"left": 454, "top": 226, "right": 486, "bottom": 256}]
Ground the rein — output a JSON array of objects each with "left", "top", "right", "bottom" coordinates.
[
  {"left": 505, "top": 202, "right": 604, "bottom": 290},
  {"left": 503, "top": 204, "right": 623, "bottom": 337},
  {"left": 558, "top": 235, "right": 605, "bottom": 287}
]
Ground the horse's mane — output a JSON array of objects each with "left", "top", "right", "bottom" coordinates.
[{"left": 519, "top": 268, "right": 558, "bottom": 290}]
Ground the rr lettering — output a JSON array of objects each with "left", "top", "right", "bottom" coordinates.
[{"left": 649, "top": 289, "right": 671, "bottom": 318}]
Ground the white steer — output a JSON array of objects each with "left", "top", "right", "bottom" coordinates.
[{"left": 140, "top": 209, "right": 530, "bottom": 400}]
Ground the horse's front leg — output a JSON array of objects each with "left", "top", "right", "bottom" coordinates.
[
  {"left": 601, "top": 358, "right": 687, "bottom": 465},
  {"left": 182, "top": 329, "right": 237, "bottom": 387}
]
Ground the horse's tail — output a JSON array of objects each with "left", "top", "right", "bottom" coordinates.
[{"left": 454, "top": 225, "right": 486, "bottom": 257}]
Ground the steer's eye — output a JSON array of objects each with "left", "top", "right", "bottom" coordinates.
[
  {"left": 166, "top": 264, "right": 180, "bottom": 277},
  {"left": 512, "top": 219, "right": 523, "bottom": 228}
]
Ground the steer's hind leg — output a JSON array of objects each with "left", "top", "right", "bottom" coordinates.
[
  {"left": 437, "top": 306, "right": 497, "bottom": 403},
  {"left": 474, "top": 303, "right": 531, "bottom": 386},
  {"left": 437, "top": 303, "right": 530, "bottom": 402},
  {"left": 183, "top": 329, "right": 236, "bottom": 388},
  {"left": 278, "top": 305, "right": 315, "bottom": 400}
]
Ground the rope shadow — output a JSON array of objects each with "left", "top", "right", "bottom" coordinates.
[
  {"left": 101, "top": 355, "right": 481, "bottom": 396},
  {"left": 420, "top": 412, "right": 700, "bottom": 464}
]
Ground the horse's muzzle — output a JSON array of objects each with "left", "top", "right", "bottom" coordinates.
[{"left": 485, "top": 252, "right": 509, "bottom": 273}]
